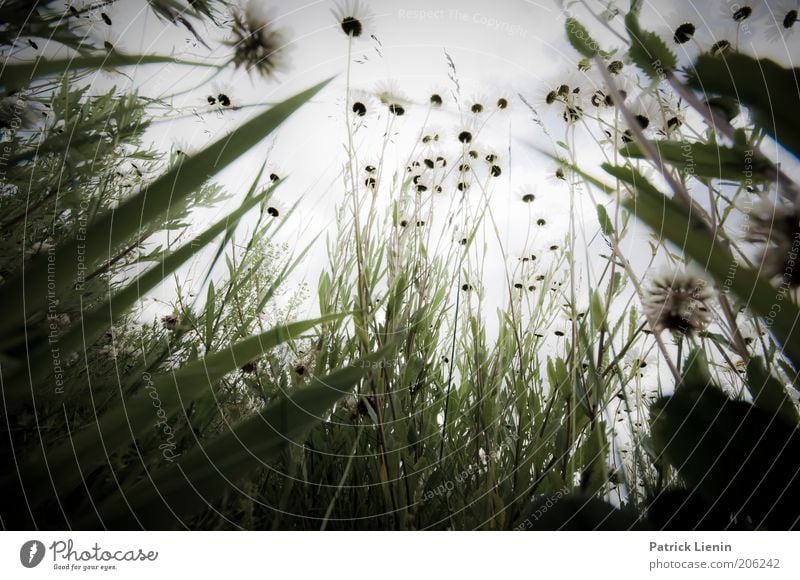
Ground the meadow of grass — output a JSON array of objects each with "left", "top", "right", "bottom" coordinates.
[{"left": 1, "top": 0, "right": 800, "bottom": 530}]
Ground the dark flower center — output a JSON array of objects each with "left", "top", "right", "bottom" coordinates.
[
  {"left": 430, "top": 93, "right": 443, "bottom": 106},
  {"left": 673, "top": 22, "right": 695, "bottom": 44},
  {"left": 711, "top": 39, "right": 731, "bottom": 55},
  {"left": 352, "top": 101, "right": 366, "bottom": 116},
  {"left": 667, "top": 116, "right": 682, "bottom": 130},
  {"left": 388, "top": 103, "right": 405, "bottom": 116},
  {"left": 733, "top": 6, "right": 752, "bottom": 22},
  {"left": 785, "top": 10, "right": 798, "bottom": 28},
  {"left": 458, "top": 131, "right": 472, "bottom": 143},
  {"left": 340, "top": 16, "right": 363, "bottom": 37}
]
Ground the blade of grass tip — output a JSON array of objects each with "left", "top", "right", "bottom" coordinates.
[
  {"left": 0, "top": 53, "right": 219, "bottom": 89},
  {"left": 200, "top": 161, "right": 270, "bottom": 290},
  {"left": 0, "top": 77, "right": 333, "bottom": 339},
  {"left": 3, "top": 185, "right": 278, "bottom": 408},
  {"left": 14, "top": 313, "right": 349, "bottom": 507}
]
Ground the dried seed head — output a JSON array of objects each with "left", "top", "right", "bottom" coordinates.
[
  {"left": 161, "top": 314, "right": 180, "bottom": 330},
  {"left": 643, "top": 272, "right": 713, "bottom": 334},
  {"left": 225, "top": 2, "right": 288, "bottom": 78}
]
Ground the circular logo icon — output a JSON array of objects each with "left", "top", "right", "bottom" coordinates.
[{"left": 20, "top": 540, "right": 45, "bottom": 568}]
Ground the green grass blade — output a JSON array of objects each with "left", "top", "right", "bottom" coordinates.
[{"left": 1, "top": 53, "right": 218, "bottom": 88}]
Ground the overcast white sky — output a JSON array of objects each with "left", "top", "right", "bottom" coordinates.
[{"left": 75, "top": 0, "right": 800, "bottom": 333}]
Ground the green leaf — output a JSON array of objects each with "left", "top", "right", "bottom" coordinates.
[
  {"left": 650, "top": 376, "right": 800, "bottom": 529},
  {"left": 565, "top": 17, "right": 600, "bottom": 58},
  {"left": 619, "top": 139, "right": 772, "bottom": 183},
  {"left": 746, "top": 357, "right": 800, "bottom": 427},
  {"left": 0, "top": 78, "right": 332, "bottom": 341},
  {"left": 578, "top": 421, "right": 609, "bottom": 495},
  {"left": 706, "top": 96, "right": 741, "bottom": 123},
  {"left": 625, "top": 11, "right": 676, "bottom": 79},
  {"left": 514, "top": 494, "right": 646, "bottom": 530},
  {"left": 590, "top": 289, "right": 606, "bottom": 333},
  {"left": 596, "top": 203, "right": 614, "bottom": 235},
  {"left": 688, "top": 53, "right": 800, "bottom": 158}
]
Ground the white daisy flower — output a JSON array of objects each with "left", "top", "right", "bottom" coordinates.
[
  {"left": 265, "top": 197, "right": 288, "bottom": 219},
  {"left": 466, "top": 93, "right": 489, "bottom": 115},
  {"left": 332, "top": 0, "right": 374, "bottom": 39},
  {"left": 374, "top": 80, "right": 410, "bottom": 117},
  {"left": 764, "top": 0, "right": 800, "bottom": 41},
  {"left": 718, "top": 0, "right": 765, "bottom": 28}
]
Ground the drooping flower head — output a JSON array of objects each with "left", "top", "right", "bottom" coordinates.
[
  {"left": 225, "top": 1, "right": 289, "bottom": 78},
  {"left": 643, "top": 272, "right": 713, "bottom": 334}
]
